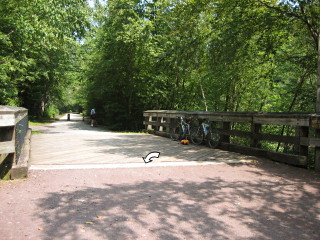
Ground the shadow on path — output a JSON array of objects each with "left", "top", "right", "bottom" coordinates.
[
  {"left": 34, "top": 164, "right": 320, "bottom": 240},
  {"left": 31, "top": 113, "right": 254, "bottom": 165},
  {"left": 84, "top": 134, "right": 240, "bottom": 162}
]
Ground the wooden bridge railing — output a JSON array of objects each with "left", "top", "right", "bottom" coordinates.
[
  {"left": 0, "top": 106, "right": 31, "bottom": 179},
  {"left": 143, "top": 110, "right": 320, "bottom": 170}
]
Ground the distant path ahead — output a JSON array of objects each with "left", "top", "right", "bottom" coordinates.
[{"left": 30, "top": 113, "right": 255, "bottom": 169}]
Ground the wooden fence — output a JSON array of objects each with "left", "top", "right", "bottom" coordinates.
[
  {"left": 143, "top": 110, "right": 320, "bottom": 170},
  {"left": 0, "top": 106, "right": 30, "bottom": 179}
]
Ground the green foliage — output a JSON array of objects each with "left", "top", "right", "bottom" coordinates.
[
  {"left": 1, "top": 0, "right": 319, "bottom": 131},
  {"left": 83, "top": 0, "right": 318, "bottom": 130},
  {"left": 0, "top": 0, "right": 90, "bottom": 116},
  {"left": 43, "top": 105, "right": 60, "bottom": 119}
]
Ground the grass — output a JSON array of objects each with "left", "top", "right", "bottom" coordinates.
[
  {"left": 30, "top": 122, "right": 48, "bottom": 135},
  {"left": 31, "top": 130, "right": 43, "bottom": 134},
  {"left": 29, "top": 119, "right": 55, "bottom": 134},
  {"left": 29, "top": 120, "right": 53, "bottom": 126},
  {"left": 28, "top": 113, "right": 68, "bottom": 126}
]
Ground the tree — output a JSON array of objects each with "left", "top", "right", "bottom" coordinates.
[
  {"left": 83, "top": 0, "right": 318, "bottom": 130},
  {"left": 0, "top": 0, "right": 90, "bottom": 116},
  {"left": 259, "top": 0, "right": 320, "bottom": 112}
]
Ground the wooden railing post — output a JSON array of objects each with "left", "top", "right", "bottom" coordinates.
[
  {"left": 310, "top": 115, "right": 320, "bottom": 171},
  {"left": 221, "top": 122, "right": 231, "bottom": 143},
  {"left": 157, "top": 117, "right": 162, "bottom": 132},
  {"left": 165, "top": 117, "right": 170, "bottom": 134},
  {"left": 315, "top": 128, "right": 320, "bottom": 171},
  {"left": 295, "top": 126, "right": 309, "bottom": 157},
  {"left": 251, "top": 123, "right": 261, "bottom": 148},
  {"left": 147, "top": 116, "right": 153, "bottom": 131},
  {"left": 169, "top": 117, "right": 177, "bottom": 133}
]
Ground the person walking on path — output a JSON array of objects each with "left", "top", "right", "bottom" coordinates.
[{"left": 90, "top": 108, "right": 96, "bottom": 127}]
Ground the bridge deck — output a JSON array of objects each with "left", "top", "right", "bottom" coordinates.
[
  {"left": 30, "top": 113, "right": 256, "bottom": 169},
  {"left": 1, "top": 114, "right": 319, "bottom": 240}
]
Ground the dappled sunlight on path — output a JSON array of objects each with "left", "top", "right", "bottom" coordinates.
[
  {"left": 30, "top": 114, "right": 256, "bottom": 167},
  {"left": 1, "top": 163, "right": 319, "bottom": 239}
]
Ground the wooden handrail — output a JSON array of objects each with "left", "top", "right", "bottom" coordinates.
[
  {"left": 0, "top": 105, "right": 29, "bottom": 179},
  {"left": 143, "top": 110, "right": 320, "bottom": 170}
]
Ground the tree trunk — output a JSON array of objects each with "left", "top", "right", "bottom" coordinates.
[{"left": 199, "top": 78, "right": 208, "bottom": 111}]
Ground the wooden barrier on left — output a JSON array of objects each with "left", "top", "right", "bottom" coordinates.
[{"left": 0, "top": 106, "right": 31, "bottom": 179}]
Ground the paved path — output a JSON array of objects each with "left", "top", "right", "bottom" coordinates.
[
  {"left": 30, "top": 113, "right": 255, "bottom": 169},
  {"left": 0, "top": 113, "right": 319, "bottom": 240}
]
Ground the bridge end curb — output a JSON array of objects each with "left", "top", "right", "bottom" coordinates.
[{"left": 10, "top": 128, "right": 32, "bottom": 179}]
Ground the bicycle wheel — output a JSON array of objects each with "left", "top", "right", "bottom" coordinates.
[
  {"left": 208, "top": 129, "right": 220, "bottom": 148},
  {"left": 170, "top": 125, "right": 183, "bottom": 141},
  {"left": 190, "top": 127, "right": 204, "bottom": 145}
]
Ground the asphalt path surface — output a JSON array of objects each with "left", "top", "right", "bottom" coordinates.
[{"left": 0, "top": 114, "right": 319, "bottom": 240}]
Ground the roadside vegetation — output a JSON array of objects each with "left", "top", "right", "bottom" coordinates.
[{"left": 1, "top": 0, "right": 319, "bottom": 132}]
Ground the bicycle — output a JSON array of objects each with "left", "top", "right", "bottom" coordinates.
[
  {"left": 170, "top": 117, "right": 192, "bottom": 141},
  {"left": 190, "top": 119, "right": 220, "bottom": 148}
]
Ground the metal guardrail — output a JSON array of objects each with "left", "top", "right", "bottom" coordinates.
[{"left": 143, "top": 110, "right": 320, "bottom": 170}]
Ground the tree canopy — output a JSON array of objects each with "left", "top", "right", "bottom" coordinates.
[
  {"left": 1, "top": 0, "right": 319, "bottom": 130},
  {"left": 0, "top": 0, "right": 90, "bottom": 116}
]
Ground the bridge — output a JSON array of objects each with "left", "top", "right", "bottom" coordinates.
[
  {"left": 2, "top": 108, "right": 320, "bottom": 174},
  {"left": 30, "top": 113, "right": 254, "bottom": 169},
  {"left": 1, "top": 109, "right": 320, "bottom": 240}
]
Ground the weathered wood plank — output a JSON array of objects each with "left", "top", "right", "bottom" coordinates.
[
  {"left": 144, "top": 110, "right": 311, "bottom": 126},
  {"left": 300, "top": 137, "right": 320, "bottom": 147},
  {"left": 0, "top": 153, "right": 9, "bottom": 165},
  {"left": 0, "top": 141, "right": 15, "bottom": 154},
  {"left": 0, "top": 106, "right": 28, "bottom": 127},
  {"left": 309, "top": 114, "right": 320, "bottom": 129},
  {"left": 144, "top": 121, "right": 169, "bottom": 128},
  {"left": 253, "top": 133, "right": 299, "bottom": 144},
  {"left": 217, "top": 129, "right": 299, "bottom": 145},
  {"left": 266, "top": 151, "right": 307, "bottom": 166},
  {"left": 219, "top": 142, "right": 307, "bottom": 166},
  {"left": 0, "top": 114, "right": 15, "bottom": 126},
  {"left": 253, "top": 116, "right": 309, "bottom": 126}
]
